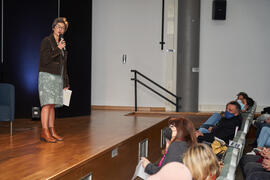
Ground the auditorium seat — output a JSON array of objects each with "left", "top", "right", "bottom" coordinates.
[{"left": 0, "top": 83, "right": 15, "bottom": 136}]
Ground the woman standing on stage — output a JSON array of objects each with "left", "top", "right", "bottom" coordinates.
[{"left": 38, "top": 17, "right": 69, "bottom": 143}]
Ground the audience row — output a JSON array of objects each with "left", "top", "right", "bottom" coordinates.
[{"left": 132, "top": 91, "right": 261, "bottom": 180}]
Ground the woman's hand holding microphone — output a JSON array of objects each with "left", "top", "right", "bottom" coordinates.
[{"left": 58, "top": 38, "right": 66, "bottom": 50}]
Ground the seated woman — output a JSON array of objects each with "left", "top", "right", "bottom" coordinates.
[
  {"left": 242, "top": 97, "right": 255, "bottom": 112},
  {"left": 141, "top": 117, "right": 197, "bottom": 175},
  {"left": 183, "top": 143, "right": 220, "bottom": 180},
  {"left": 236, "top": 92, "right": 254, "bottom": 112},
  {"left": 236, "top": 92, "right": 249, "bottom": 111},
  {"left": 236, "top": 92, "right": 249, "bottom": 101}
]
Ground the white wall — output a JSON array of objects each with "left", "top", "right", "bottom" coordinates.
[
  {"left": 199, "top": 0, "right": 270, "bottom": 111},
  {"left": 92, "top": 0, "right": 166, "bottom": 107},
  {"left": 92, "top": 0, "right": 270, "bottom": 111}
]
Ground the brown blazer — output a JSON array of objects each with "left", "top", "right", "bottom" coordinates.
[{"left": 39, "top": 33, "right": 69, "bottom": 87}]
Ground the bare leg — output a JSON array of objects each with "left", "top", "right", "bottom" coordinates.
[
  {"left": 48, "top": 104, "right": 55, "bottom": 128},
  {"left": 41, "top": 105, "right": 50, "bottom": 129}
]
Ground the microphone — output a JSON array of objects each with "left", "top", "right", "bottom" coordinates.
[{"left": 59, "top": 34, "right": 66, "bottom": 50}]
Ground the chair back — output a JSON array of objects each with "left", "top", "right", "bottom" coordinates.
[{"left": 0, "top": 83, "right": 15, "bottom": 121}]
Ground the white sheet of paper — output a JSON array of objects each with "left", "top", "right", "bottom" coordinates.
[
  {"left": 131, "top": 160, "right": 150, "bottom": 180},
  {"left": 214, "top": 136, "right": 225, "bottom": 144},
  {"left": 63, "top": 89, "right": 72, "bottom": 106}
]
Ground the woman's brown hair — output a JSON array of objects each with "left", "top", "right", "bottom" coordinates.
[
  {"left": 168, "top": 117, "right": 197, "bottom": 146},
  {"left": 52, "top": 17, "right": 69, "bottom": 32}
]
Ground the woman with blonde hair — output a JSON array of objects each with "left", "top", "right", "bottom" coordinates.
[{"left": 183, "top": 143, "right": 220, "bottom": 180}]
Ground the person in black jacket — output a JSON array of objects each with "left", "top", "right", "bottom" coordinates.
[
  {"left": 196, "top": 101, "right": 242, "bottom": 144},
  {"left": 38, "top": 17, "right": 69, "bottom": 143},
  {"left": 141, "top": 117, "right": 197, "bottom": 175}
]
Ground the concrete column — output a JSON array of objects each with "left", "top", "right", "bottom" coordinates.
[{"left": 176, "top": 0, "right": 200, "bottom": 112}]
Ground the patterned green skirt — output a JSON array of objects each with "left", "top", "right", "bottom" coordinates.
[{"left": 38, "top": 72, "right": 63, "bottom": 108}]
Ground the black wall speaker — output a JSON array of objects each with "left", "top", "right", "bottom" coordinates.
[{"left": 212, "top": 0, "right": 227, "bottom": 20}]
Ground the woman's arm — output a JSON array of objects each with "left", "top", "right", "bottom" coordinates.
[
  {"left": 141, "top": 157, "right": 161, "bottom": 175},
  {"left": 144, "top": 162, "right": 161, "bottom": 175}
]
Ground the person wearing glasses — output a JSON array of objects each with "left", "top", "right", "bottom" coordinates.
[
  {"left": 38, "top": 17, "right": 69, "bottom": 143},
  {"left": 141, "top": 117, "right": 197, "bottom": 175}
]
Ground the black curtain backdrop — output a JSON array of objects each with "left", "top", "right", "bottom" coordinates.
[
  {"left": 56, "top": 0, "right": 92, "bottom": 117},
  {"left": 2, "top": 0, "right": 58, "bottom": 118},
  {"left": 0, "top": 1, "right": 3, "bottom": 82},
  {"left": 0, "top": 0, "right": 92, "bottom": 118}
]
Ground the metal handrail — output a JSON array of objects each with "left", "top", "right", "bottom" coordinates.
[{"left": 131, "top": 70, "right": 181, "bottom": 112}]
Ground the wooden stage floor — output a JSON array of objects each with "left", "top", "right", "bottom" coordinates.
[{"left": 0, "top": 110, "right": 208, "bottom": 180}]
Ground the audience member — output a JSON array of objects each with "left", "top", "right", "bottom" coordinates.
[
  {"left": 251, "top": 114, "right": 270, "bottom": 147},
  {"left": 257, "top": 126, "right": 270, "bottom": 148},
  {"left": 197, "top": 92, "right": 254, "bottom": 135},
  {"left": 236, "top": 92, "right": 249, "bottom": 111},
  {"left": 240, "top": 148, "right": 270, "bottom": 179},
  {"left": 196, "top": 101, "right": 242, "bottom": 144},
  {"left": 142, "top": 117, "right": 197, "bottom": 175},
  {"left": 245, "top": 97, "right": 255, "bottom": 112},
  {"left": 236, "top": 92, "right": 254, "bottom": 112},
  {"left": 236, "top": 92, "right": 249, "bottom": 102},
  {"left": 183, "top": 143, "right": 220, "bottom": 180},
  {"left": 147, "top": 162, "right": 192, "bottom": 180}
]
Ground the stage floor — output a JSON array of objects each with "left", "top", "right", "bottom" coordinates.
[{"left": 0, "top": 110, "right": 208, "bottom": 180}]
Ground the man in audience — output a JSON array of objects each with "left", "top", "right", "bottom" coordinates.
[
  {"left": 196, "top": 101, "right": 242, "bottom": 144},
  {"left": 197, "top": 92, "right": 252, "bottom": 135}
]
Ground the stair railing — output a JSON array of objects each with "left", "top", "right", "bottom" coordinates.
[{"left": 131, "top": 70, "right": 181, "bottom": 112}]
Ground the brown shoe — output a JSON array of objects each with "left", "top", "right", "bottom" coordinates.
[
  {"left": 40, "top": 128, "right": 57, "bottom": 143},
  {"left": 49, "top": 127, "right": 64, "bottom": 141}
]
